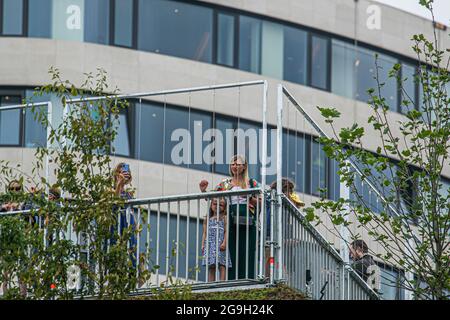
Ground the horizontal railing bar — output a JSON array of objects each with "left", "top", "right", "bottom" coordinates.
[
  {"left": 281, "top": 195, "right": 379, "bottom": 299},
  {"left": 67, "top": 80, "right": 266, "bottom": 104},
  {"left": 126, "top": 188, "right": 264, "bottom": 206},
  {"left": 281, "top": 195, "right": 343, "bottom": 263},
  {"left": 0, "top": 101, "right": 51, "bottom": 111},
  {"left": 0, "top": 189, "right": 263, "bottom": 216},
  {"left": 0, "top": 209, "right": 32, "bottom": 217}
]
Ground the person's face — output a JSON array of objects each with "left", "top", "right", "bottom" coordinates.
[
  {"left": 8, "top": 183, "right": 21, "bottom": 193},
  {"left": 349, "top": 246, "right": 362, "bottom": 260},
  {"left": 120, "top": 166, "right": 132, "bottom": 184},
  {"left": 211, "top": 199, "right": 226, "bottom": 214},
  {"left": 230, "top": 159, "right": 246, "bottom": 176}
]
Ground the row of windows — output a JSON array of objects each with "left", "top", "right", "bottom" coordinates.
[
  {"left": 0, "top": 89, "right": 341, "bottom": 201},
  {"left": 2, "top": 0, "right": 447, "bottom": 114},
  {"left": 1, "top": 88, "right": 448, "bottom": 205}
]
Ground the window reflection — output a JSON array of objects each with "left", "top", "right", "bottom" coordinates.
[
  {"left": 138, "top": 0, "right": 213, "bottom": 62},
  {"left": 24, "top": 90, "right": 49, "bottom": 148},
  {"left": 85, "top": 0, "right": 110, "bottom": 45},
  {"left": 284, "top": 26, "right": 308, "bottom": 85},
  {"left": 239, "top": 16, "right": 261, "bottom": 74},
  {"left": 217, "top": 13, "right": 235, "bottom": 67},
  {"left": 355, "top": 47, "right": 398, "bottom": 110},
  {"left": 2, "top": 0, "right": 24, "bottom": 35},
  {"left": 0, "top": 95, "right": 21, "bottom": 146},
  {"left": 114, "top": 0, "right": 134, "bottom": 47},
  {"left": 311, "top": 36, "right": 329, "bottom": 90},
  {"left": 28, "top": 0, "right": 52, "bottom": 38}
]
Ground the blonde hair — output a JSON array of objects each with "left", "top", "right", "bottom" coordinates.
[
  {"left": 113, "top": 162, "right": 132, "bottom": 187},
  {"left": 229, "top": 155, "right": 249, "bottom": 189}
]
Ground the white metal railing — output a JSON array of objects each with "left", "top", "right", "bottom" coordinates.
[
  {"left": 0, "top": 188, "right": 267, "bottom": 298},
  {"left": 0, "top": 188, "right": 379, "bottom": 299},
  {"left": 279, "top": 195, "right": 379, "bottom": 300}
]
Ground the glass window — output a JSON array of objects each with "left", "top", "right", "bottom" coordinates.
[
  {"left": 214, "top": 117, "right": 234, "bottom": 176},
  {"left": 311, "top": 138, "right": 327, "bottom": 197},
  {"left": 145, "top": 212, "right": 205, "bottom": 280},
  {"left": 238, "top": 120, "right": 260, "bottom": 182},
  {"left": 400, "top": 63, "right": 417, "bottom": 114},
  {"left": 136, "top": 102, "right": 164, "bottom": 163},
  {"left": 0, "top": 95, "right": 21, "bottom": 146},
  {"left": 24, "top": 90, "right": 50, "bottom": 148},
  {"left": 164, "top": 106, "right": 211, "bottom": 172},
  {"left": 283, "top": 26, "right": 308, "bottom": 85},
  {"left": 114, "top": 0, "right": 133, "bottom": 47},
  {"left": 379, "top": 265, "right": 404, "bottom": 300},
  {"left": 217, "top": 13, "right": 235, "bottom": 67},
  {"left": 331, "top": 39, "right": 356, "bottom": 99},
  {"left": 112, "top": 109, "right": 131, "bottom": 157},
  {"left": 285, "top": 132, "right": 307, "bottom": 193},
  {"left": 85, "top": 0, "right": 110, "bottom": 45},
  {"left": 328, "top": 159, "right": 341, "bottom": 201},
  {"left": 239, "top": 16, "right": 261, "bottom": 74},
  {"left": 355, "top": 47, "right": 398, "bottom": 110},
  {"left": 189, "top": 110, "right": 212, "bottom": 172},
  {"left": 2, "top": 0, "right": 23, "bottom": 35},
  {"left": 311, "top": 36, "right": 329, "bottom": 90},
  {"left": 261, "top": 21, "right": 284, "bottom": 79},
  {"left": 138, "top": 0, "right": 213, "bottom": 63},
  {"left": 28, "top": 0, "right": 52, "bottom": 38}
]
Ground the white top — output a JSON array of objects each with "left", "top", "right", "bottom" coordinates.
[{"left": 230, "top": 185, "right": 248, "bottom": 205}]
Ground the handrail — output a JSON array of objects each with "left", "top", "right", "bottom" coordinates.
[
  {"left": 280, "top": 194, "right": 380, "bottom": 300},
  {"left": 126, "top": 188, "right": 263, "bottom": 206}
]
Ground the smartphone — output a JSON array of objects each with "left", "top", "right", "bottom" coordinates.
[{"left": 122, "top": 163, "right": 130, "bottom": 173}]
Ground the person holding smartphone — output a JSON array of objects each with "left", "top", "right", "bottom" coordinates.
[{"left": 111, "top": 163, "right": 137, "bottom": 266}]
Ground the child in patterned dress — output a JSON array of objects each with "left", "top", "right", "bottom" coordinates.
[{"left": 201, "top": 197, "right": 232, "bottom": 282}]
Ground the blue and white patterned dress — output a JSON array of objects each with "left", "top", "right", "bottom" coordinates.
[{"left": 202, "top": 217, "right": 232, "bottom": 268}]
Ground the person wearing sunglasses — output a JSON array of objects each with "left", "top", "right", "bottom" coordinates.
[{"left": 1, "top": 180, "right": 25, "bottom": 212}]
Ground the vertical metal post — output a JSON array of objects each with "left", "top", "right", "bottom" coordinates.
[
  {"left": 259, "top": 81, "right": 268, "bottom": 279},
  {"left": 276, "top": 84, "right": 283, "bottom": 282},
  {"left": 339, "top": 161, "right": 351, "bottom": 299}
]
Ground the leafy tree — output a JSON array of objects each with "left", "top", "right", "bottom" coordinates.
[
  {"left": 312, "top": 0, "right": 449, "bottom": 300},
  {"left": 0, "top": 68, "right": 153, "bottom": 299}
]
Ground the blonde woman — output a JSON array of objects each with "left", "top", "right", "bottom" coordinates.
[
  {"left": 199, "top": 155, "right": 260, "bottom": 280},
  {"left": 111, "top": 163, "right": 137, "bottom": 266}
]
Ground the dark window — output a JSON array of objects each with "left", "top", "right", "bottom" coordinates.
[
  {"left": 310, "top": 35, "right": 329, "bottom": 90},
  {"left": 355, "top": 48, "right": 398, "bottom": 110},
  {"left": 0, "top": 95, "right": 22, "bottom": 146},
  {"left": 283, "top": 26, "right": 308, "bottom": 85},
  {"left": 112, "top": 107, "right": 131, "bottom": 157},
  {"left": 113, "top": 0, "right": 134, "bottom": 47},
  {"left": 85, "top": 0, "right": 110, "bottom": 45},
  {"left": 216, "top": 13, "right": 235, "bottom": 67},
  {"left": 328, "top": 159, "right": 340, "bottom": 201},
  {"left": 331, "top": 39, "right": 356, "bottom": 99},
  {"left": 24, "top": 90, "right": 49, "bottom": 148},
  {"left": 239, "top": 16, "right": 261, "bottom": 74},
  {"left": 214, "top": 116, "right": 234, "bottom": 176},
  {"left": 136, "top": 102, "right": 164, "bottom": 163},
  {"left": 379, "top": 264, "right": 405, "bottom": 300},
  {"left": 400, "top": 63, "right": 417, "bottom": 114},
  {"left": 282, "top": 131, "right": 306, "bottom": 193},
  {"left": 238, "top": 120, "right": 260, "bottom": 182},
  {"left": 145, "top": 211, "right": 206, "bottom": 280},
  {"left": 138, "top": 0, "right": 213, "bottom": 63},
  {"left": 28, "top": 0, "right": 51, "bottom": 38},
  {"left": 2, "top": 0, "right": 24, "bottom": 35},
  {"left": 164, "top": 107, "right": 211, "bottom": 172},
  {"left": 311, "top": 138, "right": 327, "bottom": 197}
]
